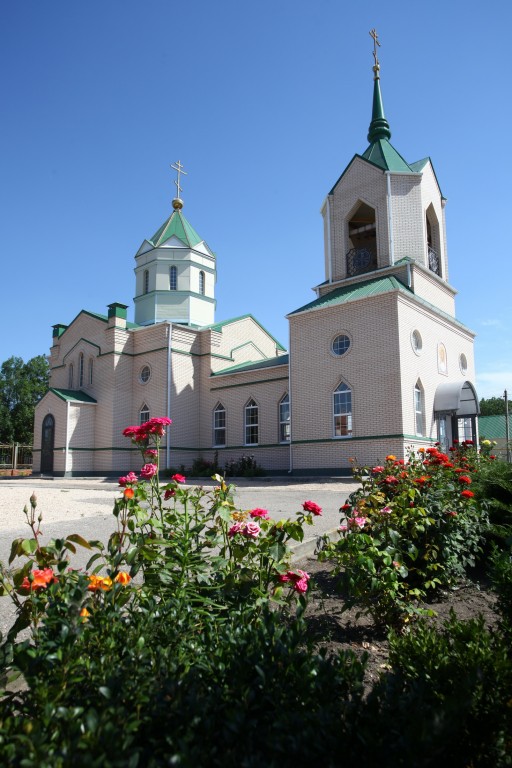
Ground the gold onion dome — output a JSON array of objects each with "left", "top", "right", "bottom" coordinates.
[{"left": 172, "top": 197, "right": 184, "bottom": 210}]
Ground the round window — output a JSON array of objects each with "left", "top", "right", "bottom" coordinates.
[
  {"left": 140, "top": 365, "right": 151, "bottom": 384},
  {"left": 411, "top": 330, "right": 423, "bottom": 354},
  {"left": 332, "top": 334, "right": 351, "bottom": 357},
  {"left": 459, "top": 353, "right": 468, "bottom": 375}
]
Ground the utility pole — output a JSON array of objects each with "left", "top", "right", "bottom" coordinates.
[{"left": 505, "top": 390, "right": 511, "bottom": 463}]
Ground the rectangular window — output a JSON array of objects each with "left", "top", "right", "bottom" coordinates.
[
  {"left": 245, "top": 400, "right": 258, "bottom": 445},
  {"left": 213, "top": 406, "right": 226, "bottom": 446}
]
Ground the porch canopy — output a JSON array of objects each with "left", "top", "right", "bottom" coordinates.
[{"left": 433, "top": 380, "right": 480, "bottom": 416}]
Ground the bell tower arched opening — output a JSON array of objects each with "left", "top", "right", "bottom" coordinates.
[{"left": 346, "top": 201, "right": 377, "bottom": 277}]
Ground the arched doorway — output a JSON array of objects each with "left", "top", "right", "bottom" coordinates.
[
  {"left": 41, "top": 414, "right": 55, "bottom": 474},
  {"left": 434, "top": 381, "right": 479, "bottom": 451}
]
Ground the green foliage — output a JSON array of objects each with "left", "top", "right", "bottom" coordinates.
[
  {"left": 362, "top": 612, "right": 512, "bottom": 766},
  {"left": 224, "top": 454, "right": 265, "bottom": 477},
  {"left": 489, "top": 545, "right": 512, "bottom": 636},
  {"left": 187, "top": 453, "right": 222, "bottom": 477},
  {"left": 473, "top": 456, "right": 512, "bottom": 544},
  {"left": 0, "top": 355, "right": 49, "bottom": 443},
  {"left": 479, "top": 396, "right": 511, "bottom": 416},
  {"left": 320, "top": 444, "right": 490, "bottom": 627}
]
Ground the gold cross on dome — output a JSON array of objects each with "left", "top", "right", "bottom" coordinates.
[
  {"left": 171, "top": 160, "right": 187, "bottom": 198},
  {"left": 369, "top": 28, "right": 380, "bottom": 68}
]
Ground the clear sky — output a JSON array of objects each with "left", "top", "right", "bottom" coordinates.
[{"left": 1, "top": 0, "right": 510, "bottom": 400}]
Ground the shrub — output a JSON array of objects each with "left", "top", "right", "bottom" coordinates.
[
  {"left": 320, "top": 444, "right": 490, "bottom": 627},
  {"left": 224, "top": 454, "right": 265, "bottom": 477}
]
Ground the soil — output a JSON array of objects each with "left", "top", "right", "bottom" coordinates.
[{"left": 295, "top": 555, "right": 499, "bottom": 691}]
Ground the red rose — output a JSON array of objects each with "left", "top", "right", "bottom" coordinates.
[{"left": 302, "top": 500, "right": 322, "bottom": 515}]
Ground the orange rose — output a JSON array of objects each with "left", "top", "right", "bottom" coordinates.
[
  {"left": 123, "top": 488, "right": 135, "bottom": 499},
  {"left": 114, "top": 571, "right": 131, "bottom": 585},
  {"left": 88, "top": 574, "right": 113, "bottom": 592}
]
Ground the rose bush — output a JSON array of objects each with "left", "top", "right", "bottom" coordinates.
[{"left": 320, "top": 442, "right": 491, "bottom": 626}]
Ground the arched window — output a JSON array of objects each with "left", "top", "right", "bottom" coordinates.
[
  {"left": 414, "top": 381, "right": 425, "bottom": 436},
  {"left": 244, "top": 399, "right": 258, "bottom": 445},
  {"left": 279, "top": 394, "right": 290, "bottom": 443},
  {"left": 426, "top": 204, "right": 441, "bottom": 276},
  {"left": 213, "top": 403, "right": 226, "bottom": 447},
  {"left": 143, "top": 269, "right": 149, "bottom": 295},
  {"left": 68, "top": 363, "right": 74, "bottom": 389},
  {"left": 333, "top": 382, "right": 352, "bottom": 438},
  {"left": 140, "top": 403, "right": 150, "bottom": 425},
  {"left": 88, "top": 358, "right": 94, "bottom": 386},
  {"left": 79, "top": 353, "right": 84, "bottom": 388},
  {"left": 169, "top": 265, "right": 177, "bottom": 291},
  {"left": 199, "top": 270, "right": 205, "bottom": 295}
]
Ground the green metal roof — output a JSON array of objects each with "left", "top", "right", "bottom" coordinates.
[
  {"left": 289, "top": 273, "right": 474, "bottom": 334},
  {"left": 149, "top": 209, "right": 203, "bottom": 248},
  {"left": 213, "top": 354, "right": 289, "bottom": 376},
  {"left": 49, "top": 388, "right": 97, "bottom": 403},
  {"left": 63, "top": 310, "right": 139, "bottom": 331},
  {"left": 289, "top": 275, "right": 409, "bottom": 315},
  {"left": 361, "top": 139, "right": 414, "bottom": 173},
  {"left": 205, "top": 314, "right": 286, "bottom": 352}
]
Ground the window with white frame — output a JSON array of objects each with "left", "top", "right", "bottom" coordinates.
[
  {"left": 143, "top": 269, "right": 149, "bottom": 295},
  {"left": 333, "top": 382, "right": 352, "bottom": 437},
  {"left": 140, "top": 403, "right": 150, "bottom": 425},
  {"left": 244, "top": 399, "right": 258, "bottom": 445},
  {"left": 199, "top": 270, "right": 205, "bottom": 295},
  {"left": 88, "top": 358, "right": 94, "bottom": 386},
  {"left": 79, "top": 353, "right": 84, "bottom": 388},
  {"left": 68, "top": 363, "right": 74, "bottom": 389},
  {"left": 414, "top": 381, "right": 425, "bottom": 436},
  {"left": 213, "top": 403, "right": 226, "bottom": 446},
  {"left": 169, "top": 265, "right": 177, "bottom": 291},
  {"left": 279, "top": 394, "right": 290, "bottom": 443}
]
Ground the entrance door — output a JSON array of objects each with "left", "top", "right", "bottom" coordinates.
[
  {"left": 451, "top": 415, "right": 477, "bottom": 445},
  {"left": 41, "top": 414, "right": 55, "bottom": 473}
]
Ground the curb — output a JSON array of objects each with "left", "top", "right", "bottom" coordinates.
[{"left": 290, "top": 527, "right": 339, "bottom": 561}]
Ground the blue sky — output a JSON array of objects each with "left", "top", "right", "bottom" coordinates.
[{"left": 1, "top": 0, "right": 510, "bottom": 399}]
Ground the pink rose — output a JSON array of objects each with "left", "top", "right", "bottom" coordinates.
[
  {"left": 302, "top": 500, "right": 322, "bottom": 516},
  {"left": 243, "top": 522, "right": 261, "bottom": 538},
  {"left": 172, "top": 473, "right": 186, "bottom": 484},
  {"left": 118, "top": 471, "right": 138, "bottom": 487},
  {"left": 278, "top": 569, "right": 310, "bottom": 593},
  {"left": 145, "top": 449, "right": 158, "bottom": 457},
  {"left": 250, "top": 508, "right": 270, "bottom": 519},
  {"left": 140, "top": 463, "right": 158, "bottom": 479},
  {"left": 372, "top": 466, "right": 384, "bottom": 474},
  {"left": 228, "top": 522, "right": 243, "bottom": 538}
]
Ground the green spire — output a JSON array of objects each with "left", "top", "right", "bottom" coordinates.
[
  {"left": 367, "top": 70, "right": 391, "bottom": 143},
  {"left": 149, "top": 208, "right": 203, "bottom": 248}
]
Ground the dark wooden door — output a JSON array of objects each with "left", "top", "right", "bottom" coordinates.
[{"left": 41, "top": 414, "right": 55, "bottom": 473}]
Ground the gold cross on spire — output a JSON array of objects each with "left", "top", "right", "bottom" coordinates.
[
  {"left": 369, "top": 28, "right": 380, "bottom": 71},
  {"left": 171, "top": 159, "right": 187, "bottom": 199}
]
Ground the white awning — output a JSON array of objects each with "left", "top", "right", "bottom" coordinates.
[{"left": 433, "top": 380, "right": 479, "bottom": 416}]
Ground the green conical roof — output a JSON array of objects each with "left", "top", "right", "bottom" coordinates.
[
  {"left": 149, "top": 209, "right": 203, "bottom": 248},
  {"left": 367, "top": 75, "right": 391, "bottom": 142},
  {"left": 361, "top": 69, "right": 414, "bottom": 173}
]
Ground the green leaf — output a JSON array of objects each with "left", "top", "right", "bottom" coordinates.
[
  {"left": 66, "top": 534, "right": 93, "bottom": 550},
  {"left": 268, "top": 542, "right": 287, "bottom": 562},
  {"left": 20, "top": 539, "right": 38, "bottom": 556}
]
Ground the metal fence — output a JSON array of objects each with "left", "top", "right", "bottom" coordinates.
[{"left": 0, "top": 444, "right": 33, "bottom": 471}]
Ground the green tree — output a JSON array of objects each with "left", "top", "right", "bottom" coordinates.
[
  {"left": 479, "top": 396, "right": 511, "bottom": 417},
  {"left": 0, "top": 355, "right": 49, "bottom": 444}
]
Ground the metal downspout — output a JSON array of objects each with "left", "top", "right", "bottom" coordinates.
[{"left": 166, "top": 323, "right": 173, "bottom": 470}]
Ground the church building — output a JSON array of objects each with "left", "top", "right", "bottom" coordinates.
[{"left": 33, "top": 42, "right": 479, "bottom": 477}]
